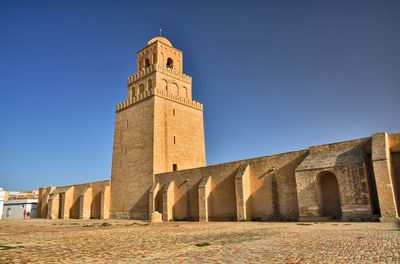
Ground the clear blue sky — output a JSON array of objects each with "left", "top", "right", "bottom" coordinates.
[{"left": 1, "top": 0, "right": 399, "bottom": 191}]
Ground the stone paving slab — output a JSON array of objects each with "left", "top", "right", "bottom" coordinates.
[{"left": 0, "top": 219, "right": 399, "bottom": 263}]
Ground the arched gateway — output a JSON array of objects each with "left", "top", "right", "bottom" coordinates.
[{"left": 316, "top": 171, "right": 342, "bottom": 219}]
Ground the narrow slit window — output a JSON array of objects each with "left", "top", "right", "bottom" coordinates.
[
  {"left": 173, "top": 109, "right": 175, "bottom": 116},
  {"left": 173, "top": 164, "right": 178, "bottom": 171},
  {"left": 173, "top": 136, "right": 176, "bottom": 144}
]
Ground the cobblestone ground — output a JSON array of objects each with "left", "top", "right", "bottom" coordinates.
[{"left": 0, "top": 219, "right": 399, "bottom": 263}]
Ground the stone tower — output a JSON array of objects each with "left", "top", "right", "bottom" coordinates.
[{"left": 110, "top": 36, "right": 206, "bottom": 219}]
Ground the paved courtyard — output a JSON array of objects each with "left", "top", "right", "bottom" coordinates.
[{"left": 0, "top": 219, "right": 399, "bottom": 263}]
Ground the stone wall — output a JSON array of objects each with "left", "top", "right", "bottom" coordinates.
[
  {"left": 372, "top": 132, "right": 400, "bottom": 222},
  {"left": 296, "top": 137, "right": 374, "bottom": 221},
  {"left": 389, "top": 133, "right": 400, "bottom": 218},
  {"left": 153, "top": 150, "right": 308, "bottom": 221},
  {"left": 38, "top": 180, "right": 110, "bottom": 219},
  {"left": 151, "top": 134, "right": 400, "bottom": 222}
]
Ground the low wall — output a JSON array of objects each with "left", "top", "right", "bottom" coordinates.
[
  {"left": 154, "top": 150, "right": 308, "bottom": 221},
  {"left": 38, "top": 180, "right": 111, "bottom": 219},
  {"left": 152, "top": 134, "right": 400, "bottom": 222}
]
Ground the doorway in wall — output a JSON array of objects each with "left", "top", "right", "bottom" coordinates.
[{"left": 316, "top": 171, "right": 342, "bottom": 219}]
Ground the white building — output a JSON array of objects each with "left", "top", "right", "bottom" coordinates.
[
  {"left": 7, "top": 191, "right": 20, "bottom": 199},
  {"left": 2, "top": 199, "right": 38, "bottom": 219},
  {"left": 0, "top": 188, "right": 5, "bottom": 220}
]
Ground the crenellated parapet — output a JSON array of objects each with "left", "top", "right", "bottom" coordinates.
[
  {"left": 127, "top": 64, "right": 192, "bottom": 86},
  {"left": 116, "top": 88, "right": 203, "bottom": 112}
]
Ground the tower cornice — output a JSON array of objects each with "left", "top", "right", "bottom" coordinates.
[{"left": 116, "top": 88, "right": 203, "bottom": 112}]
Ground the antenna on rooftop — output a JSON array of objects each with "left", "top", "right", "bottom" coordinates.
[{"left": 159, "top": 28, "right": 162, "bottom": 37}]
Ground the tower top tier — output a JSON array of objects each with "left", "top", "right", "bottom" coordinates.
[
  {"left": 137, "top": 36, "right": 183, "bottom": 74},
  {"left": 147, "top": 37, "right": 173, "bottom": 47}
]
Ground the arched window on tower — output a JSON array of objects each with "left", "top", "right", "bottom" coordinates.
[
  {"left": 170, "top": 83, "right": 178, "bottom": 95},
  {"left": 131, "top": 87, "right": 136, "bottom": 98},
  {"left": 145, "top": 58, "right": 150, "bottom": 68},
  {"left": 152, "top": 53, "right": 157, "bottom": 64},
  {"left": 166, "top": 58, "right": 174, "bottom": 69},
  {"left": 180, "top": 87, "right": 187, "bottom": 98},
  {"left": 139, "top": 84, "right": 144, "bottom": 93},
  {"left": 161, "top": 79, "right": 167, "bottom": 91},
  {"left": 148, "top": 79, "right": 152, "bottom": 89}
]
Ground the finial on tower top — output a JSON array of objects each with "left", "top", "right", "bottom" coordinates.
[{"left": 159, "top": 29, "right": 162, "bottom": 37}]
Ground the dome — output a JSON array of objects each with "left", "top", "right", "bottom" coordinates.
[{"left": 147, "top": 37, "right": 173, "bottom": 47}]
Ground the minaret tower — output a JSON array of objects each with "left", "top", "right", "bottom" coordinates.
[{"left": 110, "top": 36, "right": 206, "bottom": 219}]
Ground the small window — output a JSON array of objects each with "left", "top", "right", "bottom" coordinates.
[
  {"left": 145, "top": 58, "right": 150, "bottom": 67},
  {"left": 152, "top": 53, "right": 157, "bottom": 64},
  {"left": 173, "top": 136, "right": 176, "bottom": 144},
  {"left": 173, "top": 109, "right": 175, "bottom": 116},
  {"left": 148, "top": 79, "right": 152, "bottom": 89},
  {"left": 173, "top": 164, "right": 178, "bottom": 171},
  {"left": 166, "top": 58, "right": 174, "bottom": 69}
]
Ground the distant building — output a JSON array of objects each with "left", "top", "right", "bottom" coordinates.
[
  {"left": 0, "top": 188, "right": 5, "bottom": 220},
  {"left": 2, "top": 199, "right": 38, "bottom": 219},
  {"left": 6, "top": 191, "right": 19, "bottom": 200},
  {"left": 18, "top": 190, "right": 39, "bottom": 199}
]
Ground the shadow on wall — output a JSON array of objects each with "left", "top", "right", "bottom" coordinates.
[
  {"left": 335, "top": 144, "right": 377, "bottom": 220},
  {"left": 70, "top": 198, "right": 80, "bottom": 219},
  {"left": 334, "top": 145, "right": 366, "bottom": 167},
  {"left": 173, "top": 181, "right": 200, "bottom": 221},
  {"left": 249, "top": 153, "right": 308, "bottom": 221},
  {"left": 391, "top": 152, "right": 400, "bottom": 217},
  {"left": 208, "top": 170, "right": 237, "bottom": 221},
  {"left": 130, "top": 188, "right": 150, "bottom": 220},
  {"left": 154, "top": 187, "right": 163, "bottom": 214},
  {"left": 91, "top": 192, "right": 102, "bottom": 219},
  {"left": 315, "top": 171, "right": 341, "bottom": 220}
]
